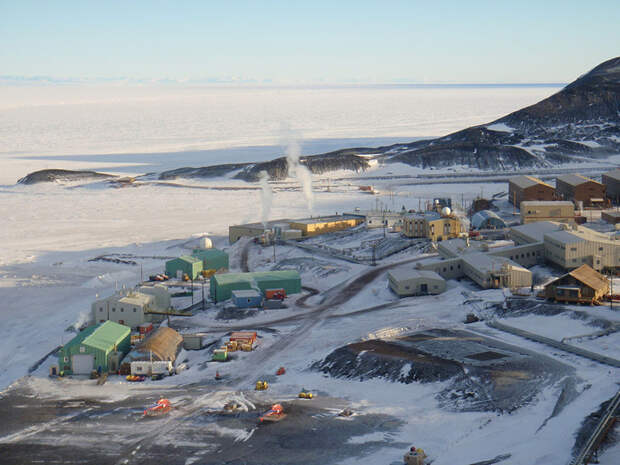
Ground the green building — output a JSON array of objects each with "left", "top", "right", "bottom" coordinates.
[
  {"left": 210, "top": 270, "right": 301, "bottom": 302},
  {"left": 192, "top": 248, "right": 229, "bottom": 271},
  {"left": 57, "top": 321, "right": 131, "bottom": 375},
  {"left": 165, "top": 255, "right": 203, "bottom": 280}
]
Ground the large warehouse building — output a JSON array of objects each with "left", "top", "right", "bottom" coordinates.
[
  {"left": 288, "top": 215, "right": 363, "bottom": 237},
  {"left": 210, "top": 270, "right": 301, "bottom": 302},
  {"left": 602, "top": 168, "right": 620, "bottom": 205},
  {"left": 555, "top": 174, "right": 606, "bottom": 207},
  {"left": 57, "top": 321, "right": 131, "bottom": 375},
  {"left": 508, "top": 175, "right": 555, "bottom": 206},
  {"left": 191, "top": 248, "right": 229, "bottom": 272}
]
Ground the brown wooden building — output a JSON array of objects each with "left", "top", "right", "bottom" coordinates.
[
  {"left": 555, "top": 174, "right": 606, "bottom": 208},
  {"left": 508, "top": 175, "right": 555, "bottom": 206},
  {"left": 544, "top": 264, "right": 609, "bottom": 305},
  {"left": 602, "top": 168, "right": 620, "bottom": 205}
]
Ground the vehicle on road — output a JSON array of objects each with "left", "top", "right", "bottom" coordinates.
[
  {"left": 259, "top": 403, "right": 286, "bottom": 423},
  {"left": 143, "top": 398, "right": 172, "bottom": 417}
]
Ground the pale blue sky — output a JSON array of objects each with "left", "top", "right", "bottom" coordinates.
[{"left": 1, "top": 0, "right": 619, "bottom": 83}]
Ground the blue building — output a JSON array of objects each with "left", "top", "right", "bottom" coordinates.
[{"left": 231, "top": 289, "right": 263, "bottom": 308}]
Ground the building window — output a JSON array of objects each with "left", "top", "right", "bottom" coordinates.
[
  {"left": 120, "top": 308, "right": 124, "bottom": 312},
  {"left": 79, "top": 346, "right": 85, "bottom": 353},
  {"left": 570, "top": 247, "right": 577, "bottom": 252},
  {"left": 64, "top": 356, "right": 68, "bottom": 362},
  {"left": 112, "top": 307, "right": 116, "bottom": 312},
  {"left": 133, "top": 308, "right": 137, "bottom": 312},
  {"left": 99, "top": 307, "right": 103, "bottom": 312}
]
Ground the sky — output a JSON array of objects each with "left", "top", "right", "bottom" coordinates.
[{"left": 1, "top": 0, "right": 619, "bottom": 84}]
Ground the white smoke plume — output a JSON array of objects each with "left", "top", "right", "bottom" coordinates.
[
  {"left": 258, "top": 170, "right": 272, "bottom": 227},
  {"left": 284, "top": 133, "right": 314, "bottom": 213}
]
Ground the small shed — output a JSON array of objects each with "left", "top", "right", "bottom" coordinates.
[
  {"left": 388, "top": 269, "right": 446, "bottom": 297},
  {"left": 232, "top": 289, "right": 263, "bottom": 308},
  {"left": 57, "top": 321, "right": 131, "bottom": 375},
  {"left": 192, "top": 248, "right": 229, "bottom": 272},
  {"left": 165, "top": 255, "right": 203, "bottom": 280},
  {"left": 182, "top": 333, "right": 206, "bottom": 350},
  {"left": 544, "top": 264, "right": 610, "bottom": 305},
  {"left": 471, "top": 210, "right": 507, "bottom": 230}
]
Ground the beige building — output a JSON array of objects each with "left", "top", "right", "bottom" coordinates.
[
  {"left": 510, "top": 221, "right": 619, "bottom": 272},
  {"left": 92, "top": 291, "right": 156, "bottom": 329},
  {"left": 543, "top": 225, "right": 619, "bottom": 272},
  {"left": 388, "top": 269, "right": 446, "bottom": 296},
  {"left": 402, "top": 212, "right": 465, "bottom": 242},
  {"left": 520, "top": 201, "right": 575, "bottom": 224}
]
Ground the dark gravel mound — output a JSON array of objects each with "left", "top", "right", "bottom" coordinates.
[{"left": 17, "top": 169, "right": 115, "bottom": 185}]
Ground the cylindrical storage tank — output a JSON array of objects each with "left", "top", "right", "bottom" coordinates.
[{"left": 200, "top": 237, "right": 213, "bottom": 249}]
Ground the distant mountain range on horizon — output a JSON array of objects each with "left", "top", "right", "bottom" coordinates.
[{"left": 17, "top": 56, "right": 620, "bottom": 185}]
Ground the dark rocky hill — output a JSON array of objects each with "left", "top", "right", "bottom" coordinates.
[{"left": 17, "top": 169, "right": 115, "bottom": 185}]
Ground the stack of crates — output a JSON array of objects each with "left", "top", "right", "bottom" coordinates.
[{"left": 229, "top": 331, "right": 257, "bottom": 351}]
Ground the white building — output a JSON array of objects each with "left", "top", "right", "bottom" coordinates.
[
  {"left": 137, "top": 284, "right": 171, "bottom": 311},
  {"left": 388, "top": 269, "right": 446, "bottom": 296}
]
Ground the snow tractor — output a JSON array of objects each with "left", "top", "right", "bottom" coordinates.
[
  {"left": 143, "top": 398, "right": 172, "bottom": 417},
  {"left": 259, "top": 403, "right": 286, "bottom": 423}
]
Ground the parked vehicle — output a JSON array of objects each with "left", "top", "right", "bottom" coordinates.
[
  {"left": 259, "top": 403, "right": 286, "bottom": 422},
  {"left": 255, "top": 380, "right": 269, "bottom": 391},
  {"left": 143, "top": 398, "right": 172, "bottom": 417}
]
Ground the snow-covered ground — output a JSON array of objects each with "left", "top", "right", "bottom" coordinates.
[{"left": 1, "top": 84, "right": 619, "bottom": 464}]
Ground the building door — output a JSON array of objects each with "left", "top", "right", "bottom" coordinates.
[
  {"left": 420, "top": 284, "right": 428, "bottom": 294},
  {"left": 72, "top": 354, "right": 94, "bottom": 374}
]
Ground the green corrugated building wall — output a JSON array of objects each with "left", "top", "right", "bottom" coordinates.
[
  {"left": 192, "top": 248, "right": 229, "bottom": 271},
  {"left": 57, "top": 321, "right": 131, "bottom": 375},
  {"left": 165, "top": 255, "right": 203, "bottom": 280},
  {"left": 210, "top": 270, "right": 301, "bottom": 302}
]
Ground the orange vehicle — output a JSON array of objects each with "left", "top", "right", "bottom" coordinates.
[
  {"left": 265, "top": 289, "right": 286, "bottom": 300},
  {"left": 143, "top": 398, "right": 172, "bottom": 417},
  {"left": 276, "top": 366, "right": 286, "bottom": 376},
  {"left": 259, "top": 403, "right": 286, "bottom": 422}
]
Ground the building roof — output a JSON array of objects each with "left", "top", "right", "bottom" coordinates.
[
  {"left": 544, "top": 229, "right": 586, "bottom": 245},
  {"left": 520, "top": 201, "right": 575, "bottom": 207},
  {"left": 290, "top": 215, "right": 360, "bottom": 225},
  {"left": 388, "top": 268, "right": 444, "bottom": 283},
  {"left": 82, "top": 321, "right": 130, "bottom": 352},
  {"left": 471, "top": 210, "right": 507, "bottom": 229},
  {"left": 509, "top": 175, "right": 553, "bottom": 190},
  {"left": 603, "top": 168, "right": 620, "bottom": 182},
  {"left": 177, "top": 255, "right": 202, "bottom": 264},
  {"left": 510, "top": 221, "right": 561, "bottom": 243},
  {"left": 557, "top": 173, "right": 601, "bottom": 187},
  {"left": 229, "top": 219, "right": 292, "bottom": 230},
  {"left": 135, "top": 327, "right": 183, "bottom": 361},
  {"left": 462, "top": 253, "right": 527, "bottom": 274},
  {"left": 118, "top": 292, "right": 154, "bottom": 307},
  {"left": 192, "top": 248, "right": 228, "bottom": 259},
  {"left": 569, "top": 265, "right": 609, "bottom": 291},
  {"left": 232, "top": 289, "right": 262, "bottom": 298},
  {"left": 212, "top": 270, "right": 300, "bottom": 286}
]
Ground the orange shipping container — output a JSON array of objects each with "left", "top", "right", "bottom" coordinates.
[{"left": 265, "top": 289, "right": 286, "bottom": 299}]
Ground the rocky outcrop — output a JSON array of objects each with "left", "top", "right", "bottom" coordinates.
[{"left": 17, "top": 169, "right": 115, "bottom": 185}]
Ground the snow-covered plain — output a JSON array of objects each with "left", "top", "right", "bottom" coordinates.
[{"left": 1, "top": 84, "right": 619, "bottom": 464}]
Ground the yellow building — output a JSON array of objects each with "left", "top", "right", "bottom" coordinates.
[
  {"left": 288, "top": 215, "right": 363, "bottom": 237},
  {"left": 402, "top": 212, "right": 464, "bottom": 241},
  {"left": 520, "top": 201, "right": 575, "bottom": 224}
]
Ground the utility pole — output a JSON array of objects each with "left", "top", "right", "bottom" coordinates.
[
  {"left": 202, "top": 278, "right": 205, "bottom": 311},
  {"left": 191, "top": 275, "right": 194, "bottom": 308}
]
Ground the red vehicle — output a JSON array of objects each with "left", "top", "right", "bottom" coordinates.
[
  {"left": 259, "top": 404, "right": 286, "bottom": 422},
  {"left": 276, "top": 366, "right": 286, "bottom": 376},
  {"left": 143, "top": 398, "right": 172, "bottom": 417}
]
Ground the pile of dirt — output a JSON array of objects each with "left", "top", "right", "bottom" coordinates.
[{"left": 312, "top": 339, "right": 462, "bottom": 384}]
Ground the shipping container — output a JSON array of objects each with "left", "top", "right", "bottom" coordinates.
[
  {"left": 138, "top": 323, "right": 153, "bottom": 334},
  {"left": 212, "top": 349, "right": 228, "bottom": 362},
  {"left": 230, "top": 331, "right": 257, "bottom": 344},
  {"left": 130, "top": 360, "right": 173, "bottom": 376},
  {"left": 264, "top": 288, "right": 286, "bottom": 299}
]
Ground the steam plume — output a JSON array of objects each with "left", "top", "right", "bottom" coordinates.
[
  {"left": 258, "top": 170, "right": 272, "bottom": 227},
  {"left": 284, "top": 135, "right": 314, "bottom": 213}
]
